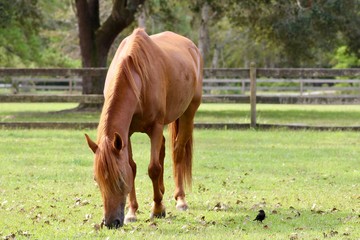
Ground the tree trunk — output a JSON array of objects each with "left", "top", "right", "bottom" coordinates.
[
  {"left": 75, "top": 0, "right": 145, "bottom": 110},
  {"left": 198, "top": 2, "right": 211, "bottom": 65},
  {"left": 137, "top": 3, "right": 146, "bottom": 29},
  {"left": 211, "top": 43, "right": 220, "bottom": 68}
]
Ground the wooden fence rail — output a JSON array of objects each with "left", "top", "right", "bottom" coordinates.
[
  {"left": 1, "top": 67, "right": 359, "bottom": 106},
  {"left": 1, "top": 77, "right": 359, "bottom": 99},
  {"left": 1, "top": 67, "right": 359, "bottom": 77},
  {"left": 1, "top": 67, "right": 360, "bottom": 98},
  {"left": 1, "top": 67, "right": 360, "bottom": 129}
]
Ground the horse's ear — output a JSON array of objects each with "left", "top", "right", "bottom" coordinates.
[
  {"left": 113, "top": 132, "right": 123, "bottom": 152},
  {"left": 85, "top": 134, "right": 98, "bottom": 154}
]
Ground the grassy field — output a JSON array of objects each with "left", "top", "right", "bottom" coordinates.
[
  {"left": 1, "top": 103, "right": 360, "bottom": 126},
  {"left": 0, "top": 129, "right": 359, "bottom": 239}
]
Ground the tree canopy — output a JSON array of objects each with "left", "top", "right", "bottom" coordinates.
[
  {"left": 0, "top": 0, "right": 42, "bottom": 67},
  {"left": 226, "top": 0, "right": 360, "bottom": 66},
  {"left": 1, "top": 0, "right": 359, "bottom": 68},
  {"left": 0, "top": 0, "right": 79, "bottom": 67}
]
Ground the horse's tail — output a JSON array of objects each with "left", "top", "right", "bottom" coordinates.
[{"left": 169, "top": 119, "right": 193, "bottom": 190}]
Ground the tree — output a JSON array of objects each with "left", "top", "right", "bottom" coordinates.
[
  {"left": 74, "top": 0, "right": 146, "bottom": 99},
  {"left": 0, "top": 0, "right": 42, "bottom": 67},
  {"left": 189, "top": 0, "right": 226, "bottom": 66},
  {"left": 143, "top": 0, "right": 194, "bottom": 36},
  {"left": 226, "top": 0, "right": 360, "bottom": 67},
  {"left": 146, "top": 0, "right": 226, "bottom": 66}
]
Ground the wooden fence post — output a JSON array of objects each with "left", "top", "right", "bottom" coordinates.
[
  {"left": 250, "top": 62, "right": 257, "bottom": 128},
  {"left": 69, "top": 78, "right": 73, "bottom": 94}
]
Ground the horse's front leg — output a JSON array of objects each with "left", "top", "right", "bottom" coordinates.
[
  {"left": 148, "top": 124, "right": 166, "bottom": 219},
  {"left": 125, "top": 139, "right": 139, "bottom": 224}
]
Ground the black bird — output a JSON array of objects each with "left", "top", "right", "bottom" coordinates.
[{"left": 253, "top": 210, "right": 266, "bottom": 222}]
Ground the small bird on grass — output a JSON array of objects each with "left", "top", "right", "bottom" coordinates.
[{"left": 253, "top": 210, "right": 266, "bottom": 223}]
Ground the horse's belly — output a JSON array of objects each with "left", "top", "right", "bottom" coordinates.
[{"left": 164, "top": 79, "right": 197, "bottom": 124}]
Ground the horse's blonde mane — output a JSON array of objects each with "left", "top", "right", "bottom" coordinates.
[
  {"left": 98, "top": 28, "right": 160, "bottom": 138},
  {"left": 95, "top": 29, "right": 164, "bottom": 196},
  {"left": 105, "top": 28, "right": 159, "bottom": 111},
  {"left": 94, "top": 136, "right": 128, "bottom": 198}
]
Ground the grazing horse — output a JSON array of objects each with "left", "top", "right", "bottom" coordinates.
[{"left": 85, "top": 28, "right": 203, "bottom": 229}]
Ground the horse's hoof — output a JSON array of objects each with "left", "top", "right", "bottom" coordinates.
[
  {"left": 176, "top": 197, "right": 188, "bottom": 211},
  {"left": 176, "top": 203, "right": 188, "bottom": 211},
  {"left": 150, "top": 210, "right": 166, "bottom": 219},
  {"left": 124, "top": 209, "right": 137, "bottom": 224},
  {"left": 124, "top": 215, "right": 137, "bottom": 224},
  {"left": 150, "top": 202, "right": 166, "bottom": 219}
]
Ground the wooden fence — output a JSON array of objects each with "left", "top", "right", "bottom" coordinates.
[
  {"left": 0, "top": 67, "right": 359, "bottom": 129},
  {"left": 1, "top": 68, "right": 359, "bottom": 102}
]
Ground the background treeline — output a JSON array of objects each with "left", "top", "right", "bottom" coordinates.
[{"left": 1, "top": 0, "right": 359, "bottom": 69}]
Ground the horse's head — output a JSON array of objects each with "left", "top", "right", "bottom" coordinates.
[{"left": 85, "top": 133, "right": 133, "bottom": 229}]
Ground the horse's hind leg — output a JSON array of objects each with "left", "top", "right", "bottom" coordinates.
[
  {"left": 125, "top": 139, "right": 139, "bottom": 223},
  {"left": 172, "top": 104, "right": 198, "bottom": 211}
]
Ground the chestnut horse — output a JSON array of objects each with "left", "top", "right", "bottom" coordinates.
[{"left": 85, "top": 28, "right": 203, "bottom": 229}]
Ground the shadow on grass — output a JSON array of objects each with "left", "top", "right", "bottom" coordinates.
[
  {"left": 0, "top": 110, "right": 100, "bottom": 122},
  {"left": 196, "top": 108, "right": 360, "bottom": 126}
]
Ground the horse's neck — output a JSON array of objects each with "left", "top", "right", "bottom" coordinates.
[{"left": 97, "top": 94, "right": 138, "bottom": 143}]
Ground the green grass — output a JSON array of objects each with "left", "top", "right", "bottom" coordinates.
[
  {"left": 1, "top": 103, "right": 360, "bottom": 126},
  {"left": 0, "top": 129, "right": 359, "bottom": 239}
]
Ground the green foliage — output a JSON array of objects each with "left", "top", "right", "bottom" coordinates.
[
  {"left": 0, "top": 0, "right": 79, "bottom": 67},
  {"left": 40, "top": 48, "right": 81, "bottom": 68},
  {"left": 140, "top": 0, "right": 359, "bottom": 68},
  {"left": 0, "top": 0, "right": 42, "bottom": 66},
  {"left": 331, "top": 46, "right": 360, "bottom": 68},
  {"left": 146, "top": 0, "right": 195, "bottom": 38},
  {"left": 37, "top": 0, "right": 80, "bottom": 67},
  {"left": 0, "top": 0, "right": 358, "bottom": 68},
  {"left": 226, "top": 0, "right": 360, "bottom": 67}
]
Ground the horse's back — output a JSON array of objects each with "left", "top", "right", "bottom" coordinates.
[
  {"left": 150, "top": 31, "right": 200, "bottom": 70},
  {"left": 150, "top": 31, "right": 196, "bottom": 51},
  {"left": 150, "top": 31, "right": 203, "bottom": 123}
]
